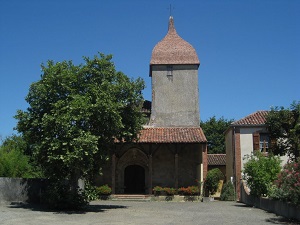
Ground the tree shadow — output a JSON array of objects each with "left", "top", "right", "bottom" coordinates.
[
  {"left": 265, "top": 217, "right": 300, "bottom": 224},
  {"left": 8, "top": 202, "right": 128, "bottom": 214},
  {"left": 233, "top": 203, "right": 300, "bottom": 224}
]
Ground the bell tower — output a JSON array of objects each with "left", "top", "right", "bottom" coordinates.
[{"left": 149, "top": 16, "right": 200, "bottom": 127}]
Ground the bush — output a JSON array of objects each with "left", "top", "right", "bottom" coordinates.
[
  {"left": 203, "top": 168, "right": 224, "bottom": 196},
  {"left": 243, "top": 151, "right": 281, "bottom": 197},
  {"left": 163, "top": 187, "right": 177, "bottom": 195},
  {"left": 269, "top": 159, "right": 300, "bottom": 205},
  {"left": 96, "top": 184, "right": 112, "bottom": 196},
  {"left": 42, "top": 180, "right": 88, "bottom": 210},
  {"left": 83, "top": 183, "right": 98, "bottom": 201},
  {"left": 220, "top": 181, "right": 235, "bottom": 201},
  {"left": 178, "top": 186, "right": 200, "bottom": 196},
  {"left": 153, "top": 186, "right": 164, "bottom": 196}
]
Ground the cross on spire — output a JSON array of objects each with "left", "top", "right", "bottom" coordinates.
[{"left": 168, "top": 4, "right": 174, "bottom": 17}]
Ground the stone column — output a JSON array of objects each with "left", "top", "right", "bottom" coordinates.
[
  {"left": 148, "top": 154, "right": 153, "bottom": 194},
  {"left": 111, "top": 154, "right": 116, "bottom": 194}
]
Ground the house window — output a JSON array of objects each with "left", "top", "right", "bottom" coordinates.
[
  {"left": 253, "top": 132, "right": 270, "bottom": 152},
  {"left": 167, "top": 65, "right": 173, "bottom": 80},
  {"left": 259, "top": 134, "right": 269, "bottom": 152}
]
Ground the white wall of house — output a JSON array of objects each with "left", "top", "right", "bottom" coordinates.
[{"left": 240, "top": 127, "right": 265, "bottom": 171}]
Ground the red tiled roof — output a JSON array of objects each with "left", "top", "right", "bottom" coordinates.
[
  {"left": 137, "top": 127, "right": 207, "bottom": 143},
  {"left": 232, "top": 111, "right": 269, "bottom": 126},
  {"left": 208, "top": 154, "right": 226, "bottom": 166},
  {"left": 150, "top": 16, "right": 200, "bottom": 65}
]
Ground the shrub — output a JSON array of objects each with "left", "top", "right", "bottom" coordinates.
[
  {"left": 220, "top": 181, "right": 235, "bottom": 201},
  {"left": 243, "top": 152, "right": 281, "bottom": 197},
  {"left": 269, "top": 159, "right": 300, "bottom": 205},
  {"left": 42, "top": 180, "right": 88, "bottom": 210},
  {"left": 163, "top": 187, "right": 177, "bottom": 195},
  {"left": 153, "top": 186, "right": 164, "bottom": 195},
  {"left": 83, "top": 183, "right": 98, "bottom": 201},
  {"left": 96, "top": 184, "right": 112, "bottom": 196},
  {"left": 203, "top": 168, "right": 224, "bottom": 196},
  {"left": 178, "top": 186, "right": 200, "bottom": 196}
]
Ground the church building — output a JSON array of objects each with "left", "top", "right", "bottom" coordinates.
[{"left": 97, "top": 17, "right": 207, "bottom": 194}]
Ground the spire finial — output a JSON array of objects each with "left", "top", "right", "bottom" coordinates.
[{"left": 168, "top": 15, "right": 176, "bottom": 34}]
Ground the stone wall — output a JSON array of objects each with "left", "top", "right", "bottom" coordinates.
[
  {"left": 0, "top": 177, "right": 46, "bottom": 204},
  {"left": 240, "top": 179, "right": 300, "bottom": 221},
  {"left": 150, "top": 64, "right": 200, "bottom": 127}
]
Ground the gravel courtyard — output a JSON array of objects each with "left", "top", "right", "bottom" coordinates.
[{"left": 0, "top": 200, "right": 298, "bottom": 225}]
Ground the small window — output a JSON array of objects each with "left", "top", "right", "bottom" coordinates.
[
  {"left": 167, "top": 65, "right": 173, "bottom": 79},
  {"left": 259, "top": 134, "right": 269, "bottom": 152}
]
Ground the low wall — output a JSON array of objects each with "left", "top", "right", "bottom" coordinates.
[
  {"left": 0, "top": 177, "right": 47, "bottom": 205},
  {"left": 240, "top": 180, "right": 300, "bottom": 221}
]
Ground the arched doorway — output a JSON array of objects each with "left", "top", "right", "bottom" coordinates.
[{"left": 124, "top": 165, "right": 145, "bottom": 194}]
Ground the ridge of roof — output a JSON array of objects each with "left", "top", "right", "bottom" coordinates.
[{"left": 231, "top": 110, "right": 269, "bottom": 126}]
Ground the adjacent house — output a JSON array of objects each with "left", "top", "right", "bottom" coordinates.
[{"left": 225, "top": 110, "right": 288, "bottom": 199}]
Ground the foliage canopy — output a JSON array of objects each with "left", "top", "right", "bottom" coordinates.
[
  {"left": 0, "top": 135, "right": 40, "bottom": 178},
  {"left": 200, "top": 116, "right": 233, "bottom": 154},
  {"left": 15, "top": 53, "right": 145, "bottom": 208},
  {"left": 243, "top": 152, "right": 281, "bottom": 197},
  {"left": 266, "top": 101, "right": 300, "bottom": 159}
]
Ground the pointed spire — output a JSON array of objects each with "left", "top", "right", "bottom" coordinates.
[
  {"left": 168, "top": 16, "right": 176, "bottom": 34},
  {"left": 150, "top": 16, "right": 200, "bottom": 66}
]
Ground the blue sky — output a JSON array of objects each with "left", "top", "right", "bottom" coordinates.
[{"left": 0, "top": 0, "right": 299, "bottom": 138}]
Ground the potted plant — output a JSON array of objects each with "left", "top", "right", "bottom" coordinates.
[
  {"left": 96, "top": 184, "right": 112, "bottom": 200},
  {"left": 153, "top": 186, "right": 164, "bottom": 196}
]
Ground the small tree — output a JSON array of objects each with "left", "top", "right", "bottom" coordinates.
[
  {"left": 220, "top": 181, "right": 235, "bottom": 201},
  {"left": 243, "top": 152, "right": 281, "bottom": 197},
  {"left": 203, "top": 168, "right": 224, "bottom": 197}
]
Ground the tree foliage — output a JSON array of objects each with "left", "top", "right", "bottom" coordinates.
[
  {"left": 266, "top": 101, "right": 300, "bottom": 159},
  {"left": 243, "top": 152, "right": 281, "bottom": 197},
  {"left": 269, "top": 158, "right": 300, "bottom": 205},
  {"left": 0, "top": 135, "right": 40, "bottom": 178},
  {"left": 15, "top": 53, "right": 145, "bottom": 208},
  {"left": 200, "top": 116, "right": 233, "bottom": 154},
  {"left": 203, "top": 168, "right": 224, "bottom": 196}
]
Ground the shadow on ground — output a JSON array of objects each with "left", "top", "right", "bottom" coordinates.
[
  {"left": 233, "top": 203, "right": 300, "bottom": 225},
  {"left": 8, "top": 202, "right": 127, "bottom": 214},
  {"left": 265, "top": 217, "right": 300, "bottom": 225}
]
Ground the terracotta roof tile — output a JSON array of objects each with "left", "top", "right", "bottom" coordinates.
[
  {"left": 232, "top": 110, "right": 269, "bottom": 126},
  {"left": 208, "top": 154, "right": 226, "bottom": 166},
  {"left": 137, "top": 127, "right": 207, "bottom": 143},
  {"left": 150, "top": 16, "right": 200, "bottom": 65}
]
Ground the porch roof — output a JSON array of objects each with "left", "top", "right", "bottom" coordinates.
[
  {"left": 208, "top": 154, "right": 226, "bottom": 166},
  {"left": 136, "top": 127, "right": 207, "bottom": 144}
]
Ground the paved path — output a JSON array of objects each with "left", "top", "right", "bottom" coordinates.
[{"left": 0, "top": 200, "right": 298, "bottom": 225}]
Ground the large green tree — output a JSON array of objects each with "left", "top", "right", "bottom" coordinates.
[
  {"left": 266, "top": 101, "right": 300, "bottom": 159},
  {"left": 15, "top": 53, "right": 145, "bottom": 207},
  {"left": 200, "top": 116, "right": 233, "bottom": 154}
]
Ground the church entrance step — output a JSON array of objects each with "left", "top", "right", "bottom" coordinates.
[{"left": 111, "top": 194, "right": 151, "bottom": 202}]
